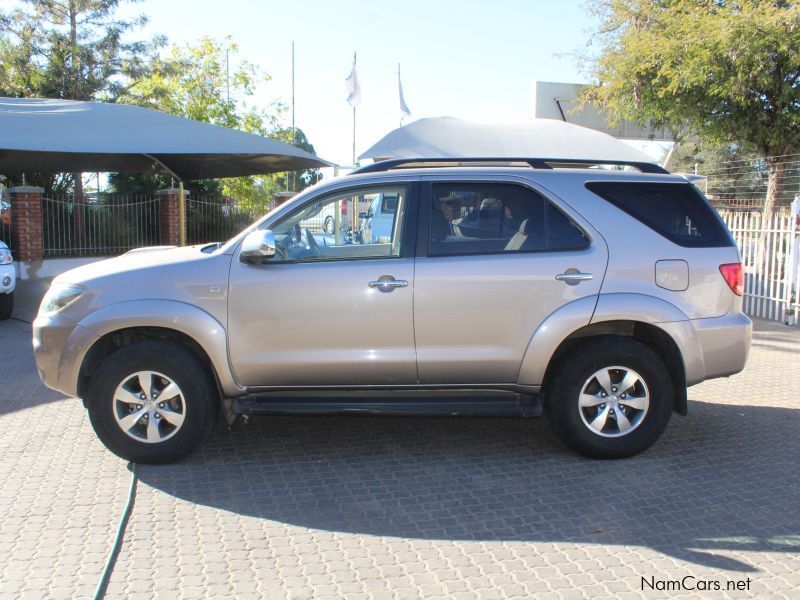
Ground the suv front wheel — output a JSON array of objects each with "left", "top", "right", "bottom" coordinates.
[
  {"left": 545, "top": 337, "right": 673, "bottom": 459},
  {"left": 87, "top": 340, "right": 218, "bottom": 464}
]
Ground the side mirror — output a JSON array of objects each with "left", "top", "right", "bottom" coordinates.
[{"left": 240, "top": 229, "right": 277, "bottom": 264}]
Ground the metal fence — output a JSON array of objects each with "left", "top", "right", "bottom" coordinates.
[
  {"left": 43, "top": 194, "right": 161, "bottom": 257},
  {"left": 185, "top": 197, "right": 267, "bottom": 246},
  {"left": 701, "top": 153, "right": 800, "bottom": 209},
  {"left": 718, "top": 208, "right": 800, "bottom": 325}
]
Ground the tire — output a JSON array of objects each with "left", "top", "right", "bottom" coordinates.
[
  {"left": 87, "top": 340, "right": 218, "bottom": 464},
  {"left": 0, "top": 292, "right": 12, "bottom": 320},
  {"left": 324, "top": 216, "right": 335, "bottom": 234},
  {"left": 545, "top": 336, "right": 673, "bottom": 459}
]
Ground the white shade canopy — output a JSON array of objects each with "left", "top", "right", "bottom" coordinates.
[
  {"left": 0, "top": 97, "right": 332, "bottom": 180},
  {"left": 360, "top": 116, "right": 658, "bottom": 165}
]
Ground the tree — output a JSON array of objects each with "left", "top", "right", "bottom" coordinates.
[
  {"left": 118, "top": 37, "right": 320, "bottom": 209},
  {"left": 0, "top": 0, "right": 160, "bottom": 101},
  {"left": 582, "top": 0, "right": 800, "bottom": 212}
]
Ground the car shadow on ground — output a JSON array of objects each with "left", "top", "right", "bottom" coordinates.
[{"left": 136, "top": 399, "right": 800, "bottom": 573}]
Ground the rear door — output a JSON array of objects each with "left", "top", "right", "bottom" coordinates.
[{"left": 413, "top": 176, "right": 608, "bottom": 384}]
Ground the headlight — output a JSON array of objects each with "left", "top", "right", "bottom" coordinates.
[
  {"left": 0, "top": 247, "right": 12, "bottom": 265},
  {"left": 39, "top": 284, "right": 85, "bottom": 316}
]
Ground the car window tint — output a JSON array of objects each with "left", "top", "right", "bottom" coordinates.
[
  {"left": 269, "top": 186, "right": 406, "bottom": 262},
  {"left": 586, "top": 181, "right": 734, "bottom": 248},
  {"left": 429, "top": 183, "right": 588, "bottom": 256}
]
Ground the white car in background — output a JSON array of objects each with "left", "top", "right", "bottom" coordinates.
[
  {"left": 0, "top": 241, "right": 14, "bottom": 319},
  {"left": 360, "top": 192, "right": 400, "bottom": 243}
]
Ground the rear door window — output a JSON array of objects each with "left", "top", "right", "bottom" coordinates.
[
  {"left": 428, "top": 182, "right": 589, "bottom": 256},
  {"left": 586, "top": 181, "right": 734, "bottom": 248}
]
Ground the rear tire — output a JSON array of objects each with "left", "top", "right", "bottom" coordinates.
[
  {"left": 324, "top": 216, "right": 335, "bottom": 234},
  {"left": 0, "top": 292, "right": 12, "bottom": 320},
  {"left": 87, "top": 340, "right": 218, "bottom": 464},
  {"left": 545, "top": 336, "right": 673, "bottom": 459}
]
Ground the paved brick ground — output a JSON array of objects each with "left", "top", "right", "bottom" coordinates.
[{"left": 0, "top": 314, "right": 798, "bottom": 599}]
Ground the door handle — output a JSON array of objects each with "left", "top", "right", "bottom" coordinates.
[
  {"left": 555, "top": 272, "right": 593, "bottom": 283},
  {"left": 369, "top": 277, "right": 408, "bottom": 292}
]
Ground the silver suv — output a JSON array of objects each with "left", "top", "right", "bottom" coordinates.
[{"left": 33, "top": 158, "right": 752, "bottom": 463}]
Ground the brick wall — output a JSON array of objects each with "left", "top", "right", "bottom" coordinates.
[
  {"left": 9, "top": 186, "right": 44, "bottom": 262},
  {"left": 156, "top": 188, "right": 185, "bottom": 247}
]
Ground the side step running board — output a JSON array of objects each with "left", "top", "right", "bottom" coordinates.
[{"left": 233, "top": 390, "right": 542, "bottom": 418}]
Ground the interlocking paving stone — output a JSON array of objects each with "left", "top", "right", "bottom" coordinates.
[{"left": 0, "top": 316, "right": 798, "bottom": 598}]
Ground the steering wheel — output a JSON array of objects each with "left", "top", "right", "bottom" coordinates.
[{"left": 305, "top": 228, "right": 321, "bottom": 256}]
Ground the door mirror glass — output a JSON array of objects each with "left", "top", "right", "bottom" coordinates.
[{"left": 240, "top": 230, "right": 277, "bottom": 264}]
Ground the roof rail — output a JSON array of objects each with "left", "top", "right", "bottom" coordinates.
[{"left": 351, "top": 157, "right": 669, "bottom": 175}]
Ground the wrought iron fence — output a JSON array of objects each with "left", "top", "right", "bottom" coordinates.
[
  {"left": 185, "top": 197, "right": 268, "bottom": 245},
  {"left": 43, "top": 194, "right": 161, "bottom": 257}
]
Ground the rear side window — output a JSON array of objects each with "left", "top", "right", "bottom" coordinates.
[
  {"left": 586, "top": 182, "right": 734, "bottom": 248},
  {"left": 428, "top": 182, "right": 589, "bottom": 256}
]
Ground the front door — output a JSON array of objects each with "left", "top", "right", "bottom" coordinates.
[
  {"left": 413, "top": 178, "right": 608, "bottom": 384},
  {"left": 228, "top": 182, "right": 418, "bottom": 387}
]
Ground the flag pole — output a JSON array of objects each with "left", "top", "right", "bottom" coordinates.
[{"left": 352, "top": 52, "right": 357, "bottom": 167}]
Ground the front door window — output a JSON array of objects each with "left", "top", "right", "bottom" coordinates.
[{"left": 269, "top": 186, "right": 407, "bottom": 262}]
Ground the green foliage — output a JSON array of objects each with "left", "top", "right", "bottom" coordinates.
[
  {"left": 582, "top": 0, "right": 800, "bottom": 211},
  {"left": 0, "top": 0, "right": 162, "bottom": 101},
  {"left": 117, "top": 37, "right": 320, "bottom": 208},
  {"left": 583, "top": 1, "right": 800, "bottom": 152}
]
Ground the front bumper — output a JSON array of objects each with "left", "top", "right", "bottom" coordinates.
[
  {"left": 33, "top": 312, "right": 98, "bottom": 398},
  {"left": 0, "top": 264, "right": 14, "bottom": 295}
]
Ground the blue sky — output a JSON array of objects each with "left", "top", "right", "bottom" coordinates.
[{"left": 119, "top": 0, "right": 601, "bottom": 167}]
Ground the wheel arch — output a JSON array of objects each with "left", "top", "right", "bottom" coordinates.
[
  {"left": 540, "top": 321, "right": 688, "bottom": 415},
  {"left": 78, "top": 326, "right": 225, "bottom": 404},
  {"left": 518, "top": 293, "right": 696, "bottom": 415},
  {"left": 73, "top": 300, "right": 243, "bottom": 401}
]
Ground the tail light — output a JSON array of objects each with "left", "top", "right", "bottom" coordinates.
[{"left": 719, "top": 263, "right": 743, "bottom": 296}]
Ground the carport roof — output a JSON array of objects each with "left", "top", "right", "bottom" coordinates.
[{"left": 0, "top": 97, "right": 333, "bottom": 180}]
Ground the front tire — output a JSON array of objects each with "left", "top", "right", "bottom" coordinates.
[
  {"left": 324, "top": 216, "right": 335, "bottom": 234},
  {"left": 0, "top": 292, "right": 12, "bottom": 320},
  {"left": 545, "top": 337, "right": 673, "bottom": 459},
  {"left": 87, "top": 340, "right": 218, "bottom": 464}
]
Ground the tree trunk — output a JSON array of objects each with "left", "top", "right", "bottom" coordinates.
[{"left": 763, "top": 157, "right": 787, "bottom": 217}]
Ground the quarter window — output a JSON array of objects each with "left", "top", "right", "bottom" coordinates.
[
  {"left": 586, "top": 181, "right": 734, "bottom": 248},
  {"left": 428, "top": 183, "right": 588, "bottom": 256}
]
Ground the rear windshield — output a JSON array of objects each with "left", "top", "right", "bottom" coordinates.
[{"left": 585, "top": 181, "right": 734, "bottom": 248}]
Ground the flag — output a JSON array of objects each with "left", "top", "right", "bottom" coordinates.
[
  {"left": 398, "top": 64, "right": 411, "bottom": 120},
  {"left": 345, "top": 54, "right": 361, "bottom": 107}
]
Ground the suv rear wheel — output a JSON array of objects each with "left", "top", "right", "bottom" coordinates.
[
  {"left": 545, "top": 337, "right": 673, "bottom": 458},
  {"left": 87, "top": 340, "right": 218, "bottom": 464}
]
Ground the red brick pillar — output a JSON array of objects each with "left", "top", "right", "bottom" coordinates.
[
  {"left": 9, "top": 186, "right": 44, "bottom": 262},
  {"left": 156, "top": 188, "right": 183, "bottom": 247}
]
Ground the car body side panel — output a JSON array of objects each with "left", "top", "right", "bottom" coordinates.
[{"left": 228, "top": 257, "right": 418, "bottom": 387}]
